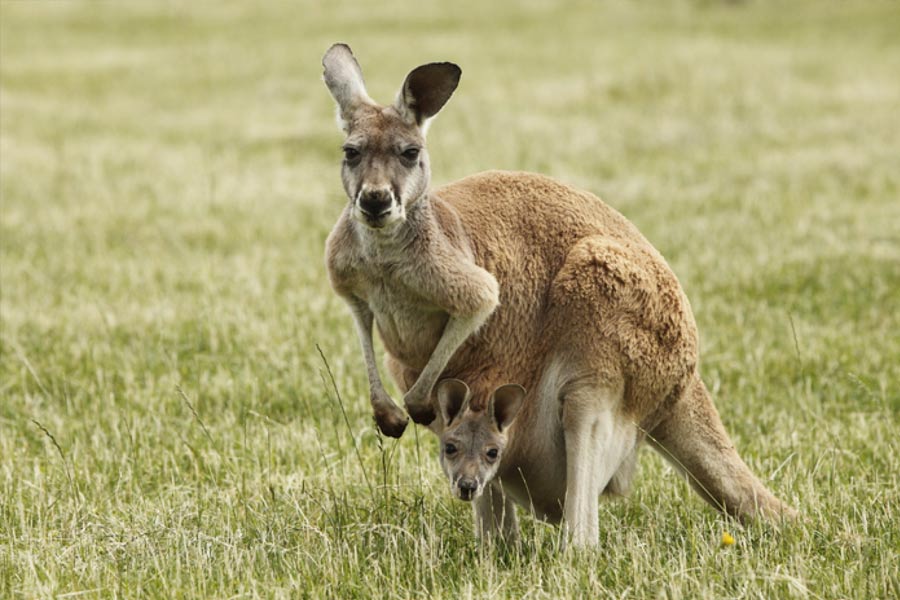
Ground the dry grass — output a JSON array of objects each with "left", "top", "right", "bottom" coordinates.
[{"left": 2, "top": 1, "right": 899, "bottom": 598}]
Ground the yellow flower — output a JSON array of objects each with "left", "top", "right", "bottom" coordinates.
[{"left": 721, "top": 531, "right": 736, "bottom": 546}]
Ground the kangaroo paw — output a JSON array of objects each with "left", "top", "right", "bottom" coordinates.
[
  {"left": 405, "top": 401, "right": 436, "bottom": 426},
  {"left": 374, "top": 406, "right": 409, "bottom": 438}
]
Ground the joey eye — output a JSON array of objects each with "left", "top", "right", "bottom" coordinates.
[
  {"left": 343, "top": 147, "right": 360, "bottom": 162},
  {"left": 444, "top": 443, "right": 457, "bottom": 456},
  {"left": 401, "top": 147, "right": 420, "bottom": 162},
  {"left": 486, "top": 448, "right": 499, "bottom": 460}
]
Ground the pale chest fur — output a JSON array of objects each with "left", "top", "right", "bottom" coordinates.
[
  {"left": 358, "top": 269, "right": 448, "bottom": 369},
  {"left": 325, "top": 215, "right": 451, "bottom": 371}
]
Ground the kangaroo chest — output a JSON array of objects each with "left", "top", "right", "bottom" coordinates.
[{"left": 358, "top": 270, "right": 449, "bottom": 370}]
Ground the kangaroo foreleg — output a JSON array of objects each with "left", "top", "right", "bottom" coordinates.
[
  {"left": 348, "top": 299, "right": 409, "bottom": 438},
  {"left": 402, "top": 261, "right": 499, "bottom": 425},
  {"left": 403, "top": 304, "right": 495, "bottom": 424}
]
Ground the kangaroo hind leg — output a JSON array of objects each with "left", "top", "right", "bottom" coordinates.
[
  {"left": 603, "top": 445, "right": 638, "bottom": 496},
  {"left": 562, "top": 384, "right": 637, "bottom": 548}
]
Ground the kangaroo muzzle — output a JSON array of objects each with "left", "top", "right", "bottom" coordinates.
[
  {"left": 358, "top": 188, "right": 392, "bottom": 218},
  {"left": 354, "top": 186, "right": 399, "bottom": 228},
  {"left": 455, "top": 477, "right": 480, "bottom": 501}
]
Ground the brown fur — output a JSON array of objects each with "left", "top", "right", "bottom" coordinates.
[{"left": 322, "top": 44, "right": 797, "bottom": 546}]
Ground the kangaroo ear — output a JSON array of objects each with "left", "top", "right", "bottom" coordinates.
[
  {"left": 322, "top": 43, "right": 373, "bottom": 132},
  {"left": 436, "top": 378, "right": 470, "bottom": 427},
  {"left": 489, "top": 384, "right": 525, "bottom": 432},
  {"left": 395, "top": 62, "right": 461, "bottom": 128}
]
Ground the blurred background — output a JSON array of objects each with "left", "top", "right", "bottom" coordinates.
[{"left": 1, "top": 1, "right": 898, "bottom": 597}]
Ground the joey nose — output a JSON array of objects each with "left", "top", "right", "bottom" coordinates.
[
  {"left": 457, "top": 478, "right": 477, "bottom": 500},
  {"left": 358, "top": 189, "right": 392, "bottom": 217}
]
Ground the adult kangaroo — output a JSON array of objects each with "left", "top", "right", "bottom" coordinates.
[{"left": 321, "top": 44, "right": 796, "bottom": 546}]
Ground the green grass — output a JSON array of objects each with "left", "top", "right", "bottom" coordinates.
[{"left": 2, "top": 1, "right": 899, "bottom": 597}]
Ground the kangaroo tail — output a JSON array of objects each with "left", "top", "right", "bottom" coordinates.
[{"left": 648, "top": 373, "right": 797, "bottom": 522}]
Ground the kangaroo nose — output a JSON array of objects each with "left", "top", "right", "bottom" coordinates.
[
  {"left": 457, "top": 478, "right": 477, "bottom": 500},
  {"left": 358, "top": 189, "right": 392, "bottom": 217}
]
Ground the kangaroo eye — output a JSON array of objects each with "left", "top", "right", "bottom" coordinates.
[
  {"left": 401, "top": 148, "right": 420, "bottom": 161},
  {"left": 486, "top": 448, "right": 499, "bottom": 460},
  {"left": 444, "top": 443, "right": 457, "bottom": 456},
  {"left": 343, "top": 147, "right": 360, "bottom": 162}
]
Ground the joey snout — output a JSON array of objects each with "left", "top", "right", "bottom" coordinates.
[{"left": 454, "top": 476, "right": 482, "bottom": 501}]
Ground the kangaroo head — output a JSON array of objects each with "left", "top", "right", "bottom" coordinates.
[
  {"left": 435, "top": 379, "right": 526, "bottom": 501},
  {"left": 322, "top": 43, "right": 461, "bottom": 231}
]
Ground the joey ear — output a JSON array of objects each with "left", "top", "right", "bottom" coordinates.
[
  {"left": 436, "top": 378, "right": 470, "bottom": 427},
  {"left": 322, "top": 43, "right": 373, "bottom": 131},
  {"left": 395, "top": 62, "right": 461, "bottom": 127},
  {"left": 489, "top": 384, "right": 526, "bottom": 432}
]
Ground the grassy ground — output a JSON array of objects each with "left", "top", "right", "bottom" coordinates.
[{"left": 2, "top": 1, "right": 899, "bottom": 598}]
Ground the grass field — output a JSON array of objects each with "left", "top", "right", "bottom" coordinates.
[{"left": 2, "top": 1, "right": 899, "bottom": 598}]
